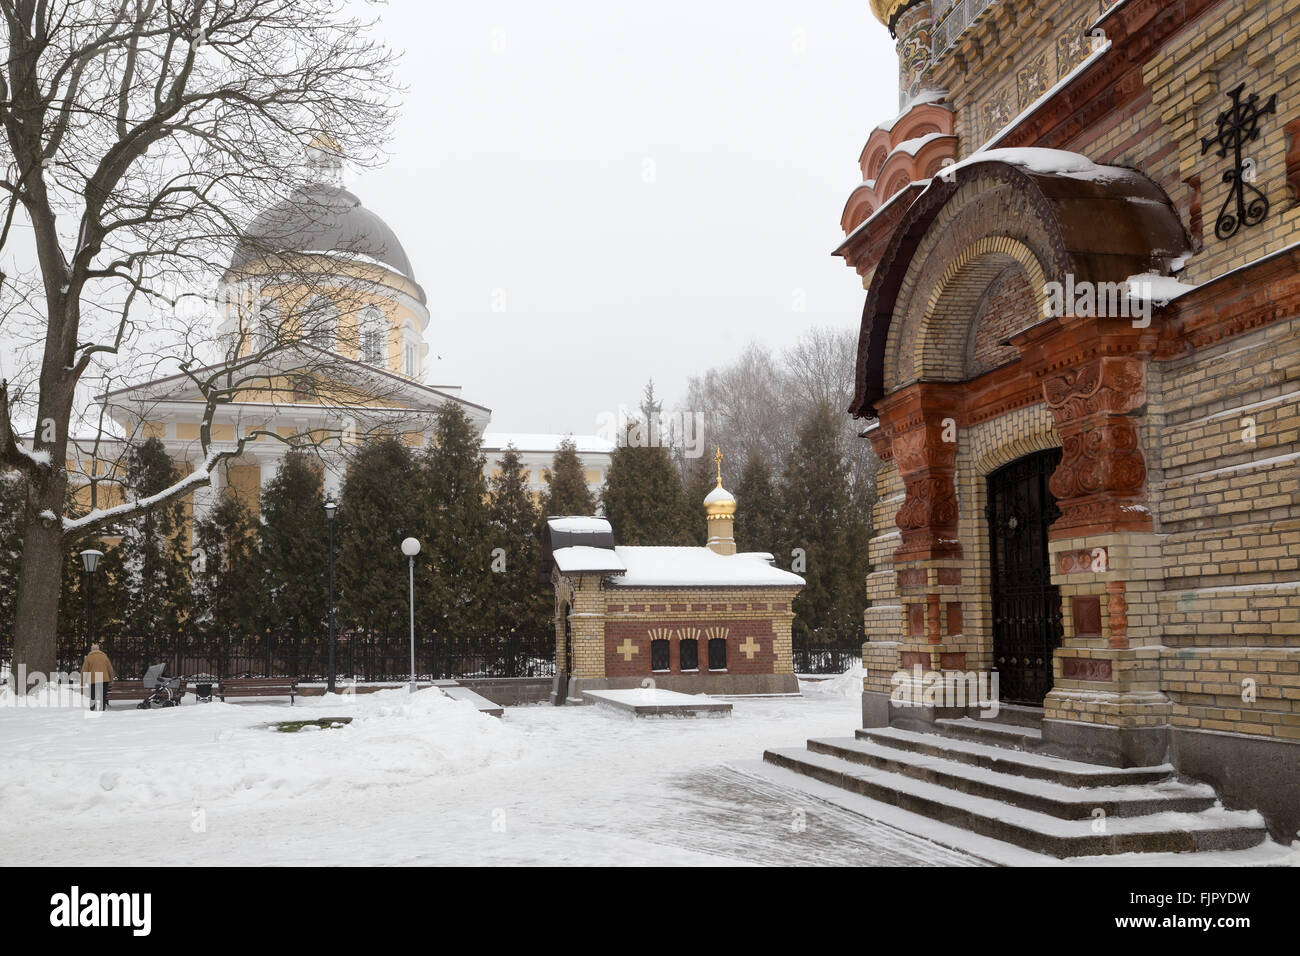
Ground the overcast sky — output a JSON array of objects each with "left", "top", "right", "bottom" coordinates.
[{"left": 351, "top": 0, "right": 900, "bottom": 433}]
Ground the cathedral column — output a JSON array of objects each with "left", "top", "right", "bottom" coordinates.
[
  {"left": 1014, "top": 317, "right": 1170, "bottom": 766},
  {"left": 875, "top": 382, "right": 967, "bottom": 677}
]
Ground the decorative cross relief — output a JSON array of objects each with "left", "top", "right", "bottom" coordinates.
[{"left": 1201, "top": 83, "right": 1277, "bottom": 240}]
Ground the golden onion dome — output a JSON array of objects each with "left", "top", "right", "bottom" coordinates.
[
  {"left": 705, "top": 446, "right": 737, "bottom": 518},
  {"left": 871, "top": 0, "right": 920, "bottom": 29},
  {"left": 705, "top": 484, "right": 737, "bottom": 519}
]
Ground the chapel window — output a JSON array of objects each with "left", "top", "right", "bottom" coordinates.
[
  {"left": 708, "top": 638, "right": 727, "bottom": 671},
  {"left": 679, "top": 638, "right": 699, "bottom": 671},
  {"left": 650, "top": 639, "right": 670, "bottom": 672}
]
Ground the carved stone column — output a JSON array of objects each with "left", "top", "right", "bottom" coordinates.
[
  {"left": 878, "top": 383, "right": 963, "bottom": 563},
  {"left": 1041, "top": 355, "right": 1153, "bottom": 538}
]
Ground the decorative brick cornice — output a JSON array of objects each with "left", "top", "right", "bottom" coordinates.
[
  {"left": 994, "top": 0, "right": 1229, "bottom": 151},
  {"left": 1156, "top": 245, "right": 1300, "bottom": 359}
]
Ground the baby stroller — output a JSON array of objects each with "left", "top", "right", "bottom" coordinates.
[{"left": 137, "top": 663, "right": 185, "bottom": 709}]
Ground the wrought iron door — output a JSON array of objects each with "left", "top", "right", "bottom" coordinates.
[{"left": 985, "top": 449, "right": 1063, "bottom": 705}]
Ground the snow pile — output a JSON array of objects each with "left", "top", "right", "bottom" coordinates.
[
  {"left": 0, "top": 687, "right": 525, "bottom": 816},
  {"left": 1124, "top": 272, "right": 1199, "bottom": 304},
  {"left": 940, "top": 147, "right": 1134, "bottom": 185},
  {"left": 800, "top": 663, "right": 866, "bottom": 698}
]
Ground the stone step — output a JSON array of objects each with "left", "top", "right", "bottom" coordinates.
[
  {"left": 932, "top": 716, "right": 1042, "bottom": 749},
  {"left": 857, "top": 726, "right": 1175, "bottom": 787},
  {"left": 806, "top": 737, "right": 1216, "bottom": 820},
  {"left": 986, "top": 703, "right": 1045, "bottom": 730},
  {"left": 763, "top": 747, "right": 1267, "bottom": 858}
]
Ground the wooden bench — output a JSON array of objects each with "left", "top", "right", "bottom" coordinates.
[
  {"left": 217, "top": 677, "right": 298, "bottom": 705},
  {"left": 105, "top": 679, "right": 188, "bottom": 707}
]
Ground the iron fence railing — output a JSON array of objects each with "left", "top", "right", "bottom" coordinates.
[
  {"left": 792, "top": 637, "right": 864, "bottom": 675},
  {"left": 1, "top": 627, "right": 556, "bottom": 684}
]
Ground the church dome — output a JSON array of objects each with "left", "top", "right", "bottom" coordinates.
[
  {"left": 230, "top": 184, "right": 422, "bottom": 299},
  {"left": 704, "top": 484, "right": 736, "bottom": 518}
]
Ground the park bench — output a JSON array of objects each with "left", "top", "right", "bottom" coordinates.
[
  {"left": 105, "top": 679, "right": 188, "bottom": 707},
  {"left": 217, "top": 677, "right": 298, "bottom": 705}
]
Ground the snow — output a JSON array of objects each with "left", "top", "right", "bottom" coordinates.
[
  {"left": 703, "top": 485, "right": 735, "bottom": 504},
  {"left": 610, "top": 546, "right": 805, "bottom": 588},
  {"left": 890, "top": 131, "right": 951, "bottom": 157},
  {"left": 800, "top": 663, "right": 866, "bottom": 698},
  {"left": 546, "top": 516, "right": 612, "bottom": 534},
  {"left": 1124, "top": 272, "right": 1199, "bottom": 304},
  {"left": 62, "top": 448, "right": 220, "bottom": 534},
  {"left": 874, "top": 89, "right": 951, "bottom": 133},
  {"left": 483, "top": 432, "right": 615, "bottom": 454},
  {"left": 839, "top": 179, "right": 929, "bottom": 244},
  {"left": 0, "top": 684, "right": 981, "bottom": 866},
  {"left": 938, "top": 146, "right": 1135, "bottom": 186},
  {"left": 551, "top": 545, "right": 627, "bottom": 574},
  {"left": 21, "top": 446, "right": 52, "bottom": 466}
]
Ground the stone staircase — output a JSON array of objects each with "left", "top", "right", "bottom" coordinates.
[{"left": 764, "top": 705, "right": 1269, "bottom": 858}]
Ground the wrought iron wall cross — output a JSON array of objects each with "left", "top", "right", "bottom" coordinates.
[{"left": 1201, "top": 83, "right": 1277, "bottom": 240}]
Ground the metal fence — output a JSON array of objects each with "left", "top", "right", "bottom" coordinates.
[
  {"left": 792, "top": 638, "right": 864, "bottom": 675},
  {"left": 2, "top": 627, "right": 556, "bottom": 683}
]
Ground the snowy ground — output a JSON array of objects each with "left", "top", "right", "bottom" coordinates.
[
  {"left": 2, "top": 671, "right": 1294, "bottom": 866},
  {"left": 0, "top": 673, "right": 978, "bottom": 866}
]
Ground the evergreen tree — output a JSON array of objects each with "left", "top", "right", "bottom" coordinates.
[
  {"left": 734, "top": 450, "right": 782, "bottom": 554},
  {"left": 0, "top": 470, "right": 23, "bottom": 639},
  {"left": 541, "top": 438, "right": 595, "bottom": 517},
  {"left": 487, "top": 446, "right": 548, "bottom": 633},
  {"left": 116, "top": 437, "right": 190, "bottom": 641},
  {"left": 192, "top": 494, "right": 260, "bottom": 637},
  {"left": 259, "top": 451, "right": 327, "bottom": 640},
  {"left": 779, "top": 401, "right": 867, "bottom": 642},
  {"left": 418, "top": 404, "right": 494, "bottom": 637},
  {"left": 680, "top": 452, "right": 714, "bottom": 546},
  {"left": 600, "top": 437, "right": 694, "bottom": 546},
  {"left": 335, "top": 438, "right": 421, "bottom": 634}
]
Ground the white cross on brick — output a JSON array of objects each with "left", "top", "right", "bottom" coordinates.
[
  {"left": 617, "top": 638, "right": 639, "bottom": 662},
  {"left": 740, "top": 636, "right": 760, "bottom": 660}
]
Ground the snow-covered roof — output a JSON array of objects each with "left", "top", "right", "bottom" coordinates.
[
  {"left": 608, "top": 547, "right": 804, "bottom": 589},
  {"left": 938, "top": 147, "right": 1136, "bottom": 186},
  {"left": 890, "top": 131, "right": 951, "bottom": 157},
  {"left": 547, "top": 516, "right": 613, "bottom": 534},
  {"left": 552, "top": 546, "right": 627, "bottom": 574},
  {"left": 483, "top": 432, "right": 616, "bottom": 454}
]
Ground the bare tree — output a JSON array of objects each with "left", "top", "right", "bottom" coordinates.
[
  {"left": 0, "top": 0, "right": 400, "bottom": 681},
  {"left": 682, "top": 327, "right": 878, "bottom": 500}
]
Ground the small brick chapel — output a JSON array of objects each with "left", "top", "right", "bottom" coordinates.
[{"left": 543, "top": 451, "right": 805, "bottom": 703}]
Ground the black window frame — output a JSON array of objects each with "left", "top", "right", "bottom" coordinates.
[
  {"left": 707, "top": 638, "right": 727, "bottom": 671},
  {"left": 679, "top": 638, "right": 699, "bottom": 671}
]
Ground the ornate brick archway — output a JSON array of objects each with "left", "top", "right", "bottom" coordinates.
[{"left": 856, "top": 155, "right": 1192, "bottom": 735}]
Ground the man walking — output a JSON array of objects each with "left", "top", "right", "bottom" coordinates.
[{"left": 80, "top": 644, "right": 116, "bottom": 711}]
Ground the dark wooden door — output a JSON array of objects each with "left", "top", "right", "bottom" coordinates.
[{"left": 985, "top": 449, "right": 1063, "bottom": 705}]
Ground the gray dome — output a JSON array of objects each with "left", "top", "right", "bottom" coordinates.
[{"left": 230, "top": 185, "right": 422, "bottom": 298}]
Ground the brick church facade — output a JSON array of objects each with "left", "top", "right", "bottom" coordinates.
[{"left": 841, "top": 0, "right": 1300, "bottom": 835}]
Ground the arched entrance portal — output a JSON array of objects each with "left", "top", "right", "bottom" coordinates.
[{"left": 985, "top": 449, "right": 1063, "bottom": 705}]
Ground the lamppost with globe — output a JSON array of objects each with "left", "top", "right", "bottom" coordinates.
[{"left": 401, "top": 537, "right": 420, "bottom": 694}]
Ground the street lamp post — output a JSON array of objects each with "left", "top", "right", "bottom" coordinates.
[
  {"left": 401, "top": 537, "right": 420, "bottom": 694},
  {"left": 324, "top": 498, "right": 338, "bottom": 693},
  {"left": 79, "top": 549, "right": 103, "bottom": 648}
]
